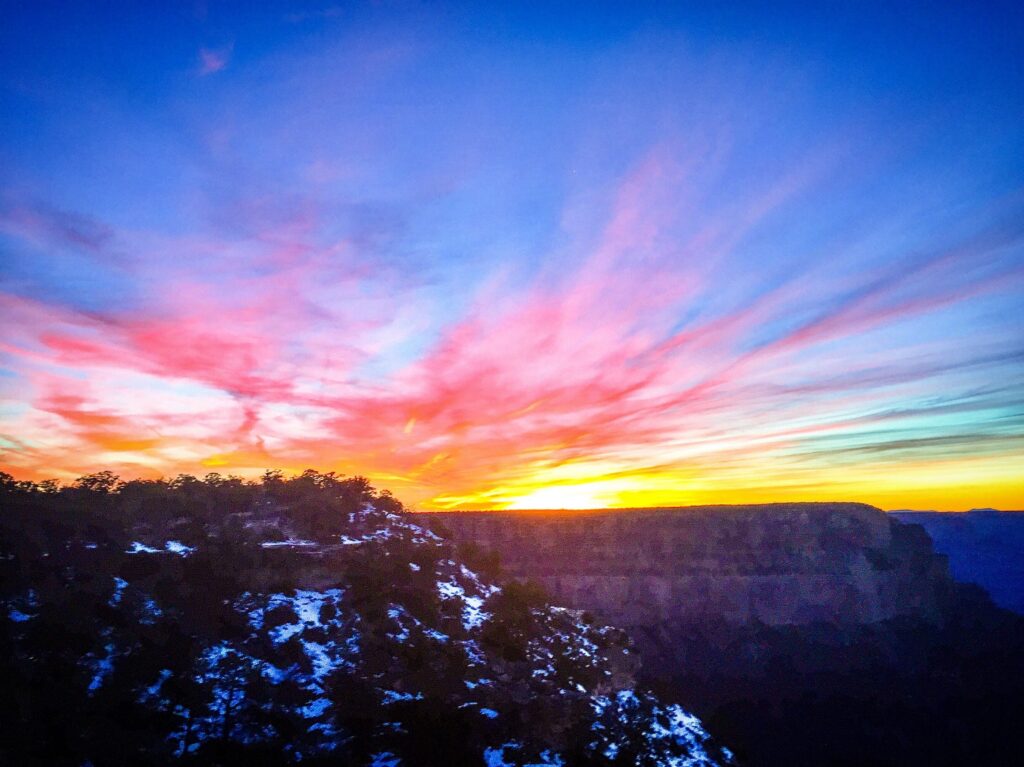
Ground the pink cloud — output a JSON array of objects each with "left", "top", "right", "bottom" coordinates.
[
  {"left": 198, "top": 44, "right": 233, "bottom": 75},
  {"left": 2, "top": 150, "right": 1021, "bottom": 506}
]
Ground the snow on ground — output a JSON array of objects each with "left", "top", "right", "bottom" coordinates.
[
  {"left": 126, "top": 540, "right": 196, "bottom": 555},
  {"left": 164, "top": 540, "right": 194, "bottom": 556},
  {"left": 589, "top": 690, "right": 729, "bottom": 767},
  {"left": 484, "top": 743, "right": 522, "bottom": 767},
  {"left": 126, "top": 541, "right": 161, "bottom": 554},
  {"left": 260, "top": 539, "right": 317, "bottom": 548},
  {"left": 87, "top": 640, "right": 117, "bottom": 693},
  {"left": 6, "top": 589, "right": 39, "bottom": 623},
  {"left": 25, "top": 501, "right": 730, "bottom": 766},
  {"left": 108, "top": 576, "right": 128, "bottom": 606},
  {"left": 381, "top": 690, "right": 424, "bottom": 704},
  {"left": 437, "top": 578, "right": 493, "bottom": 631}
]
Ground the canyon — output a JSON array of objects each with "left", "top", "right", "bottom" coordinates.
[
  {"left": 426, "top": 502, "right": 956, "bottom": 632},
  {"left": 424, "top": 502, "right": 1024, "bottom": 766}
]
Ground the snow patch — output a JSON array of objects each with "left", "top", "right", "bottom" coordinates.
[
  {"left": 484, "top": 743, "right": 521, "bottom": 767},
  {"left": 301, "top": 697, "right": 332, "bottom": 718},
  {"left": 381, "top": 690, "right": 424, "bottom": 704},
  {"left": 126, "top": 541, "right": 161, "bottom": 554},
  {"left": 260, "top": 539, "right": 316, "bottom": 548},
  {"left": 109, "top": 576, "right": 128, "bottom": 606},
  {"left": 87, "top": 642, "right": 117, "bottom": 692},
  {"left": 165, "top": 540, "right": 194, "bottom": 556}
]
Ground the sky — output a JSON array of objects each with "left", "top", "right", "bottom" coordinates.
[{"left": 1, "top": 1, "right": 1023, "bottom": 510}]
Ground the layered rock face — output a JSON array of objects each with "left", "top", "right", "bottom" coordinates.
[
  {"left": 426, "top": 503, "right": 953, "bottom": 629},
  {"left": 426, "top": 503, "right": 1024, "bottom": 767}
]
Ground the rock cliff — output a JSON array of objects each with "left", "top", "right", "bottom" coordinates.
[
  {"left": 414, "top": 502, "right": 1024, "bottom": 767},
  {"left": 425, "top": 503, "right": 954, "bottom": 629}
]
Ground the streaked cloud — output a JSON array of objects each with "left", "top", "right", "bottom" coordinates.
[{"left": 1, "top": 5, "right": 1022, "bottom": 510}]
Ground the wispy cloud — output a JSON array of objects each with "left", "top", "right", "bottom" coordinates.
[
  {"left": 0, "top": 201, "right": 115, "bottom": 255},
  {"left": 198, "top": 43, "right": 233, "bottom": 75},
  {"left": 1, "top": 17, "right": 1022, "bottom": 510},
  {"left": 2, "top": 144, "right": 1022, "bottom": 508}
]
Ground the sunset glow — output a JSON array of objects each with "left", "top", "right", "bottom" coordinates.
[{"left": 1, "top": 3, "right": 1022, "bottom": 509}]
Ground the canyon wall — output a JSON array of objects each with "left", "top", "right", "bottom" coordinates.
[
  {"left": 419, "top": 504, "right": 1023, "bottom": 767},
  {"left": 425, "top": 503, "right": 953, "bottom": 629}
]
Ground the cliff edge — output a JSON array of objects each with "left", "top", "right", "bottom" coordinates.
[{"left": 425, "top": 503, "right": 954, "bottom": 629}]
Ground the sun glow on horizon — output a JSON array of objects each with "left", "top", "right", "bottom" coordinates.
[{"left": 504, "top": 485, "right": 611, "bottom": 511}]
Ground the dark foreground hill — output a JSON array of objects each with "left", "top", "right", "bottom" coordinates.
[
  {"left": 891, "top": 508, "right": 1024, "bottom": 614},
  {"left": 0, "top": 471, "right": 732, "bottom": 767},
  {"left": 429, "top": 504, "right": 1024, "bottom": 767}
]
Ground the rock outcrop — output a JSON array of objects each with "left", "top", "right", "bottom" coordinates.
[
  {"left": 426, "top": 503, "right": 954, "bottom": 629},
  {"left": 0, "top": 474, "right": 735, "bottom": 767}
]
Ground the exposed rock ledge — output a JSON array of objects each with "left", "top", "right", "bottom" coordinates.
[{"left": 423, "top": 503, "right": 953, "bottom": 629}]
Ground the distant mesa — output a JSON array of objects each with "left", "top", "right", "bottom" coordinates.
[
  {"left": 890, "top": 506, "right": 1024, "bottom": 614},
  {"left": 890, "top": 507, "right": 1016, "bottom": 514}
]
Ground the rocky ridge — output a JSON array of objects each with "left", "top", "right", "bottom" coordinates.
[{"left": 0, "top": 473, "right": 733, "bottom": 767}]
